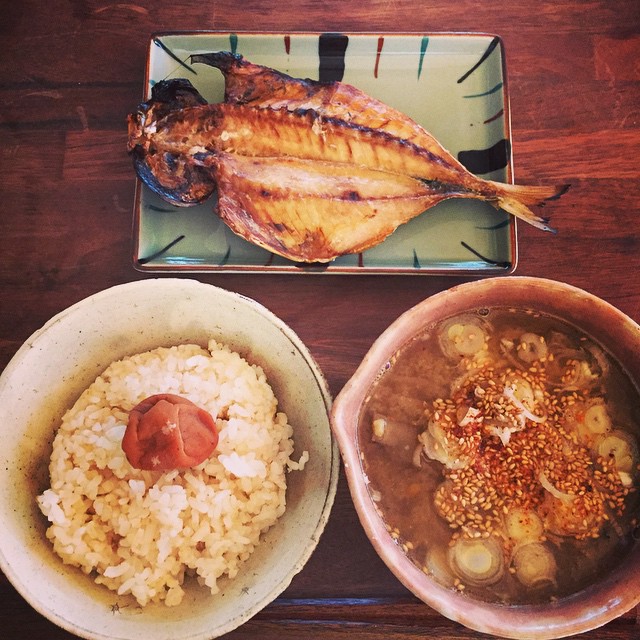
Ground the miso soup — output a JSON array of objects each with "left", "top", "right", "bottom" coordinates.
[{"left": 358, "top": 307, "right": 640, "bottom": 604}]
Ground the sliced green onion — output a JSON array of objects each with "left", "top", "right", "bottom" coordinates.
[
  {"left": 584, "top": 402, "right": 611, "bottom": 435},
  {"left": 513, "top": 542, "right": 557, "bottom": 589},
  {"left": 598, "top": 430, "right": 638, "bottom": 474},
  {"left": 439, "top": 316, "right": 488, "bottom": 358},
  {"left": 504, "top": 508, "right": 544, "bottom": 542},
  {"left": 517, "top": 332, "right": 548, "bottom": 363},
  {"left": 449, "top": 536, "right": 504, "bottom": 586}
]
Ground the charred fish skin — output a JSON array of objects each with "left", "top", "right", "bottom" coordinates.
[
  {"left": 190, "top": 53, "right": 568, "bottom": 230},
  {"left": 131, "top": 93, "right": 478, "bottom": 192},
  {"left": 141, "top": 77, "right": 209, "bottom": 114},
  {"left": 190, "top": 53, "right": 567, "bottom": 208},
  {"left": 129, "top": 78, "right": 560, "bottom": 236},
  {"left": 191, "top": 51, "right": 467, "bottom": 170},
  {"left": 127, "top": 77, "right": 210, "bottom": 155},
  {"left": 127, "top": 53, "right": 569, "bottom": 262},
  {"left": 128, "top": 79, "right": 476, "bottom": 261},
  {"left": 127, "top": 79, "right": 217, "bottom": 206}
]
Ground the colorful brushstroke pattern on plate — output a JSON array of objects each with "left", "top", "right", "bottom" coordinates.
[{"left": 133, "top": 32, "right": 516, "bottom": 274}]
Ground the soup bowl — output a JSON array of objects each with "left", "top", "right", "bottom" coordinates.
[
  {"left": 0, "top": 278, "right": 339, "bottom": 640},
  {"left": 331, "top": 276, "right": 640, "bottom": 639}
]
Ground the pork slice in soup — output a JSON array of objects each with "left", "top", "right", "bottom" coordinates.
[{"left": 359, "top": 308, "right": 640, "bottom": 604}]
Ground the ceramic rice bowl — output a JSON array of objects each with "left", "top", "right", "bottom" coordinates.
[
  {"left": 331, "top": 276, "right": 640, "bottom": 639},
  {"left": 0, "top": 278, "right": 339, "bottom": 640}
]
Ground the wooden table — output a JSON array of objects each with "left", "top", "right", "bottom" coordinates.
[{"left": 1, "top": 1, "right": 639, "bottom": 638}]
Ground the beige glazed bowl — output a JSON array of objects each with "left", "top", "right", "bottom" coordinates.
[
  {"left": 0, "top": 278, "right": 339, "bottom": 640},
  {"left": 331, "top": 276, "right": 640, "bottom": 640}
]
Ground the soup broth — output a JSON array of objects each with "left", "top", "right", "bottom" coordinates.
[{"left": 358, "top": 307, "right": 640, "bottom": 604}]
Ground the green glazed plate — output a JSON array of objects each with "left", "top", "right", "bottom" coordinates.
[{"left": 132, "top": 32, "right": 517, "bottom": 274}]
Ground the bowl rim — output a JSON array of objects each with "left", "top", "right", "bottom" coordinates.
[
  {"left": 331, "top": 276, "right": 640, "bottom": 639},
  {"left": 0, "top": 278, "right": 340, "bottom": 640}
]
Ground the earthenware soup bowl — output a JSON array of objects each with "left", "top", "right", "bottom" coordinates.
[
  {"left": 0, "top": 279, "right": 339, "bottom": 640},
  {"left": 331, "top": 276, "right": 640, "bottom": 639}
]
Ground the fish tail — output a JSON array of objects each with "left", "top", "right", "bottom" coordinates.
[
  {"left": 493, "top": 181, "right": 570, "bottom": 206},
  {"left": 496, "top": 196, "right": 556, "bottom": 233},
  {"left": 488, "top": 181, "right": 570, "bottom": 233}
]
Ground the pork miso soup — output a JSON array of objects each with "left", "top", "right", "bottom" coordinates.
[{"left": 358, "top": 307, "right": 640, "bottom": 604}]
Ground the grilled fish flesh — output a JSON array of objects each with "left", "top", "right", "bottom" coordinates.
[{"left": 128, "top": 52, "right": 568, "bottom": 262}]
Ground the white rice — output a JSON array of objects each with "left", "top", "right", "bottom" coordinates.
[{"left": 37, "top": 340, "right": 306, "bottom": 607}]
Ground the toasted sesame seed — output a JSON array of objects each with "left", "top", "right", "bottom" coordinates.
[{"left": 424, "top": 352, "right": 632, "bottom": 544}]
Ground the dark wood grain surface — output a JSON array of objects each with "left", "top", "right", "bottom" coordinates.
[{"left": 1, "top": 1, "right": 639, "bottom": 638}]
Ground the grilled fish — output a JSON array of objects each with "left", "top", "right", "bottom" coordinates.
[{"left": 127, "top": 53, "right": 568, "bottom": 262}]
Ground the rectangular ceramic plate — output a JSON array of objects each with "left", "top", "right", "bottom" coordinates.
[{"left": 132, "top": 32, "right": 517, "bottom": 274}]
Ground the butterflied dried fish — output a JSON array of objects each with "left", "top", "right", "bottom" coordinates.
[{"left": 127, "top": 53, "right": 569, "bottom": 262}]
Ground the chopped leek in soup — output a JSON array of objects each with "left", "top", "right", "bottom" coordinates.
[{"left": 358, "top": 308, "right": 640, "bottom": 603}]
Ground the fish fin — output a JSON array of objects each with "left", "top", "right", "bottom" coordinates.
[
  {"left": 491, "top": 181, "right": 570, "bottom": 205},
  {"left": 489, "top": 182, "right": 570, "bottom": 233},
  {"left": 190, "top": 51, "right": 243, "bottom": 73},
  {"left": 495, "top": 196, "right": 555, "bottom": 233}
]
